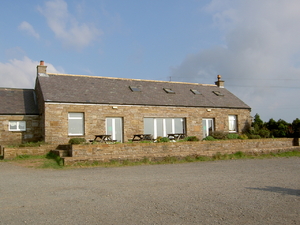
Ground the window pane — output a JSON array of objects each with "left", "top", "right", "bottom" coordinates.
[
  {"left": 165, "top": 118, "right": 173, "bottom": 134},
  {"left": 174, "top": 118, "right": 184, "bottom": 133},
  {"left": 68, "top": 113, "right": 84, "bottom": 135},
  {"left": 144, "top": 118, "right": 154, "bottom": 135},
  {"left": 156, "top": 118, "right": 164, "bottom": 137},
  {"left": 18, "top": 121, "right": 26, "bottom": 131},
  {"left": 9, "top": 122, "right": 17, "bottom": 130}
]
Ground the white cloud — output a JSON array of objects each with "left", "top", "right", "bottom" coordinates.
[
  {"left": 18, "top": 21, "right": 40, "bottom": 39},
  {"left": 171, "top": 0, "right": 300, "bottom": 122},
  {"left": 38, "top": 0, "right": 102, "bottom": 49},
  {"left": 0, "top": 57, "right": 62, "bottom": 89}
]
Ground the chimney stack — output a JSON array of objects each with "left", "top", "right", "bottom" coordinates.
[
  {"left": 37, "top": 60, "right": 47, "bottom": 76},
  {"left": 215, "top": 74, "right": 224, "bottom": 88}
]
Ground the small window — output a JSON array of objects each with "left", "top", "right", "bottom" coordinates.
[
  {"left": 190, "top": 89, "right": 201, "bottom": 95},
  {"left": 213, "top": 91, "right": 224, "bottom": 96},
  {"left": 68, "top": 112, "right": 84, "bottom": 136},
  {"left": 9, "top": 121, "right": 26, "bottom": 131},
  {"left": 163, "top": 88, "right": 175, "bottom": 94},
  {"left": 129, "top": 86, "right": 141, "bottom": 92}
]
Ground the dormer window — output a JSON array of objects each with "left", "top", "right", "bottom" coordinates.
[
  {"left": 213, "top": 91, "right": 224, "bottom": 96},
  {"left": 129, "top": 86, "right": 141, "bottom": 92},
  {"left": 163, "top": 88, "right": 175, "bottom": 94},
  {"left": 190, "top": 89, "right": 201, "bottom": 95}
]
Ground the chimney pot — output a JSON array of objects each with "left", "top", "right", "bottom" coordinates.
[
  {"left": 40, "top": 60, "right": 44, "bottom": 66},
  {"left": 215, "top": 74, "right": 224, "bottom": 88}
]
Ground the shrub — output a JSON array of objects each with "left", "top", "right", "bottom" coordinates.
[
  {"left": 159, "top": 137, "right": 170, "bottom": 143},
  {"left": 226, "top": 133, "right": 239, "bottom": 139},
  {"left": 238, "top": 134, "right": 248, "bottom": 140},
  {"left": 202, "top": 136, "right": 215, "bottom": 141},
  {"left": 211, "top": 131, "right": 227, "bottom": 140},
  {"left": 185, "top": 136, "right": 199, "bottom": 141},
  {"left": 258, "top": 129, "right": 270, "bottom": 138},
  {"left": 248, "top": 134, "right": 261, "bottom": 139},
  {"left": 68, "top": 138, "right": 86, "bottom": 145}
]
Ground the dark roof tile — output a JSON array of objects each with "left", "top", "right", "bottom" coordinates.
[{"left": 37, "top": 74, "right": 251, "bottom": 109}]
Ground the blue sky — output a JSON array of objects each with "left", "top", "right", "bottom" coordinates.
[{"left": 1, "top": 0, "right": 299, "bottom": 122}]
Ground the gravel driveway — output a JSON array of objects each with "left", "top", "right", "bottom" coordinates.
[{"left": 0, "top": 157, "right": 299, "bottom": 224}]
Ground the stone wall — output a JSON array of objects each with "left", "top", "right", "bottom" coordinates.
[
  {"left": 3, "top": 144, "right": 56, "bottom": 159},
  {"left": 0, "top": 115, "right": 42, "bottom": 145},
  {"left": 66, "top": 138, "right": 300, "bottom": 165},
  {"left": 43, "top": 102, "right": 251, "bottom": 144}
]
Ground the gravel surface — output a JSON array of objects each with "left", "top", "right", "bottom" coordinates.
[{"left": 0, "top": 157, "right": 299, "bottom": 225}]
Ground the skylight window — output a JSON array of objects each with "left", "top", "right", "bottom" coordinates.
[
  {"left": 213, "top": 91, "right": 224, "bottom": 96},
  {"left": 129, "top": 86, "right": 141, "bottom": 92},
  {"left": 190, "top": 89, "right": 201, "bottom": 95},
  {"left": 163, "top": 88, "right": 175, "bottom": 94}
]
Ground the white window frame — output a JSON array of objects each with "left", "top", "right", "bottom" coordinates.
[
  {"left": 228, "top": 115, "right": 238, "bottom": 133},
  {"left": 68, "top": 112, "right": 84, "bottom": 136},
  {"left": 9, "top": 121, "right": 26, "bottom": 131}
]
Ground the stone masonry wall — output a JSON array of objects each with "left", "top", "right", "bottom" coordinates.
[
  {"left": 43, "top": 103, "right": 251, "bottom": 144},
  {"left": 67, "top": 138, "right": 299, "bottom": 165},
  {"left": 0, "top": 115, "right": 42, "bottom": 145},
  {"left": 3, "top": 144, "right": 56, "bottom": 159}
]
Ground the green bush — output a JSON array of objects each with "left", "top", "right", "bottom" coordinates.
[
  {"left": 226, "top": 133, "right": 239, "bottom": 139},
  {"left": 185, "top": 136, "right": 199, "bottom": 141},
  {"left": 202, "top": 136, "right": 215, "bottom": 141},
  {"left": 258, "top": 129, "right": 270, "bottom": 138},
  {"left": 238, "top": 134, "right": 248, "bottom": 140},
  {"left": 211, "top": 131, "right": 227, "bottom": 139},
  {"left": 159, "top": 137, "right": 170, "bottom": 142},
  {"left": 68, "top": 138, "right": 86, "bottom": 145},
  {"left": 248, "top": 134, "right": 261, "bottom": 139}
]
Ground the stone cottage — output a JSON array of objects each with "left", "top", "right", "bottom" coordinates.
[{"left": 0, "top": 61, "right": 251, "bottom": 145}]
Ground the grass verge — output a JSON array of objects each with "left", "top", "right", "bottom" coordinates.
[{"left": 1, "top": 150, "right": 299, "bottom": 169}]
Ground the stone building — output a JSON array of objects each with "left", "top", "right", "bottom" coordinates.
[{"left": 0, "top": 61, "right": 251, "bottom": 145}]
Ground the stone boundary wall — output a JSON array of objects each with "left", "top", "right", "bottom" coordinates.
[
  {"left": 67, "top": 138, "right": 300, "bottom": 165},
  {"left": 3, "top": 144, "right": 57, "bottom": 159}
]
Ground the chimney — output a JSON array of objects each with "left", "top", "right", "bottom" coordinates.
[
  {"left": 215, "top": 74, "right": 224, "bottom": 88},
  {"left": 37, "top": 60, "right": 47, "bottom": 76}
]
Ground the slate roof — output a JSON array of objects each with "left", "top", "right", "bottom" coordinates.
[
  {"left": 0, "top": 88, "right": 39, "bottom": 115},
  {"left": 37, "top": 73, "right": 251, "bottom": 109}
]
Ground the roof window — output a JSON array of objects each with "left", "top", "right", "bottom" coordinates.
[
  {"left": 213, "top": 91, "right": 224, "bottom": 96},
  {"left": 129, "top": 86, "right": 141, "bottom": 92},
  {"left": 190, "top": 89, "right": 201, "bottom": 95},
  {"left": 163, "top": 88, "right": 175, "bottom": 94}
]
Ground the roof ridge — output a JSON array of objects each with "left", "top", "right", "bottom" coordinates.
[{"left": 46, "top": 73, "right": 216, "bottom": 86}]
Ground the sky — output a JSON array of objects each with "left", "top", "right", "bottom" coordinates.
[{"left": 1, "top": 0, "right": 299, "bottom": 123}]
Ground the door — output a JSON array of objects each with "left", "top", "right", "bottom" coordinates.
[
  {"left": 202, "top": 118, "right": 214, "bottom": 138},
  {"left": 106, "top": 118, "right": 123, "bottom": 142}
]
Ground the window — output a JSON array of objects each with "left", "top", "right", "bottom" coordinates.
[
  {"left": 9, "top": 121, "right": 26, "bottom": 131},
  {"left": 190, "top": 89, "right": 201, "bottom": 95},
  {"left": 213, "top": 91, "right": 224, "bottom": 96},
  {"left": 68, "top": 113, "right": 84, "bottom": 136},
  {"left": 202, "top": 118, "right": 214, "bottom": 138},
  {"left": 144, "top": 118, "right": 185, "bottom": 139},
  {"left": 129, "top": 86, "right": 141, "bottom": 92},
  {"left": 163, "top": 88, "right": 175, "bottom": 94},
  {"left": 228, "top": 115, "right": 237, "bottom": 132}
]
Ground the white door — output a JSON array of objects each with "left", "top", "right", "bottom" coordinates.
[
  {"left": 106, "top": 118, "right": 123, "bottom": 142},
  {"left": 202, "top": 118, "right": 214, "bottom": 138}
]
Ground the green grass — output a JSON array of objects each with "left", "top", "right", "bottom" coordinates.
[{"left": 2, "top": 150, "right": 300, "bottom": 169}]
